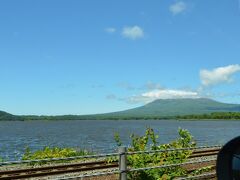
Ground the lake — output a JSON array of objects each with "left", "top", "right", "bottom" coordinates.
[{"left": 0, "top": 120, "right": 240, "bottom": 160}]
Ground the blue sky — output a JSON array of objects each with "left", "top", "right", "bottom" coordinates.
[{"left": 1, "top": 0, "right": 240, "bottom": 115}]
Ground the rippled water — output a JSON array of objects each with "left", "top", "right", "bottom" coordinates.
[{"left": 0, "top": 120, "right": 240, "bottom": 160}]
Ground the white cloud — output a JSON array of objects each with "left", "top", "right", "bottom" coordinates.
[
  {"left": 105, "top": 27, "right": 116, "bottom": 33},
  {"left": 142, "top": 89, "right": 199, "bottom": 99},
  {"left": 200, "top": 64, "right": 240, "bottom": 86},
  {"left": 169, "top": 1, "right": 187, "bottom": 15},
  {"left": 127, "top": 89, "right": 200, "bottom": 104},
  {"left": 122, "top": 26, "right": 144, "bottom": 40}
]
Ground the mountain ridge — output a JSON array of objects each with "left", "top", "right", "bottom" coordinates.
[
  {"left": 1, "top": 98, "right": 240, "bottom": 120},
  {"left": 100, "top": 98, "right": 240, "bottom": 117}
]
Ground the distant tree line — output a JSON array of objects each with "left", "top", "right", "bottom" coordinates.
[
  {"left": 19, "top": 115, "right": 173, "bottom": 121},
  {"left": 176, "top": 112, "right": 240, "bottom": 120},
  {"left": 1, "top": 111, "right": 240, "bottom": 121}
]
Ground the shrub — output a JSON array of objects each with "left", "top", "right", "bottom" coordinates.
[
  {"left": 22, "top": 146, "right": 93, "bottom": 165},
  {"left": 189, "top": 165, "right": 215, "bottom": 176},
  {"left": 114, "top": 127, "right": 196, "bottom": 179}
]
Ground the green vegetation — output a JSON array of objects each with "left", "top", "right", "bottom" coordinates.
[
  {"left": 1, "top": 98, "right": 240, "bottom": 121},
  {"left": 177, "top": 112, "right": 240, "bottom": 120},
  {"left": 0, "top": 111, "right": 23, "bottom": 121},
  {"left": 113, "top": 127, "right": 197, "bottom": 179},
  {"left": 22, "top": 146, "right": 93, "bottom": 165},
  {"left": 189, "top": 165, "right": 215, "bottom": 176},
  {"left": 22, "top": 147, "right": 92, "bottom": 160}
]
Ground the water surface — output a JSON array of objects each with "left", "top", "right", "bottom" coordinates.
[{"left": 0, "top": 120, "right": 239, "bottom": 160}]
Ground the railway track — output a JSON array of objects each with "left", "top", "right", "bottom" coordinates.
[
  {"left": 0, "top": 147, "right": 221, "bottom": 179},
  {"left": 0, "top": 161, "right": 118, "bottom": 179},
  {"left": 189, "top": 147, "right": 220, "bottom": 158}
]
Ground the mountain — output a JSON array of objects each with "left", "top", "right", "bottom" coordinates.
[
  {"left": 0, "top": 111, "right": 22, "bottom": 121},
  {"left": 1, "top": 98, "right": 240, "bottom": 120},
  {"left": 101, "top": 98, "right": 240, "bottom": 117}
]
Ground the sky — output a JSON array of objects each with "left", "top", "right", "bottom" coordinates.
[{"left": 0, "top": 0, "right": 240, "bottom": 115}]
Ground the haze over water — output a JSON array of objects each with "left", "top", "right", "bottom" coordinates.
[{"left": 0, "top": 120, "right": 239, "bottom": 161}]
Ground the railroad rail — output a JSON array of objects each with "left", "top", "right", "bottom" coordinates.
[
  {"left": 0, "top": 146, "right": 221, "bottom": 180},
  {"left": 0, "top": 161, "right": 118, "bottom": 179}
]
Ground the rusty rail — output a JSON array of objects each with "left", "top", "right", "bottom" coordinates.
[{"left": 0, "top": 161, "right": 118, "bottom": 179}]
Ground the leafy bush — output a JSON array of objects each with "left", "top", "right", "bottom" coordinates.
[
  {"left": 22, "top": 146, "right": 93, "bottom": 164},
  {"left": 114, "top": 127, "right": 196, "bottom": 179},
  {"left": 190, "top": 165, "right": 215, "bottom": 176}
]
